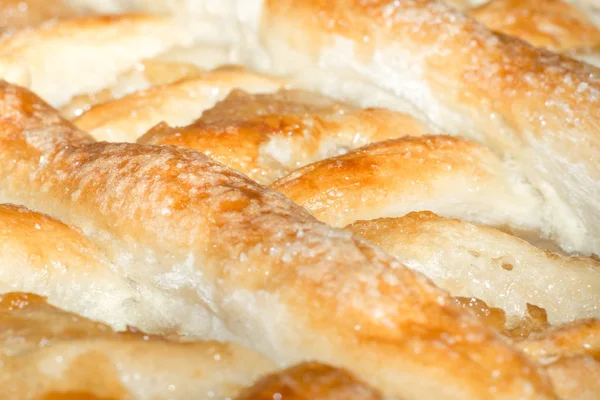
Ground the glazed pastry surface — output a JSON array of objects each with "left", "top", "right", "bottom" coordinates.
[{"left": 0, "top": 1, "right": 598, "bottom": 399}]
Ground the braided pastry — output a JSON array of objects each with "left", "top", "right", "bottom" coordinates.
[
  {"left": 138, "top": 89, "right": 430, "bottom": 183},
  {"left": 0, "top": 80, "right": 553, "bottom": 399},
  {"left": 259, "top": 0, "right": 600, "bottom": 256},
  {"left": 0, "top": 0, "right": 599, "bottom": 399},
  {"left": 0, "top": 291, "right": 383, "bottom": 400}
]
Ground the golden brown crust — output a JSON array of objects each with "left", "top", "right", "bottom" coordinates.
[
  {"left": 0, "top": 292, "right": 277, "bottom": 400},
  {"left": 0, "top": 1, "right": 596, "bottom": 397},
  {"left": 272, "top": 136, "right": 543, "bottom": 231},
  {"left": 345, "top": 211, "right": 600, "bottom": 327},
  {"left": 516, "top": 320, "right": 600, "bottom": 400},
  {"left": 0, "top": 13, "right": 193, "bottom": 106},
  {"left": 138, "top": 89, "right": 430, "bottom": 183},
  {"left": 0, "top": 81, "right": 555, "bottom": 400},
  {"left": 0, "top": 0, "right": 87, "bottom": 33},
  {"left": 262, "top": 0, "right": 600, "bottom": 255},
  {"left": 469, "top": 0, "right": 600, "bottom": 53},
  {"left": 234, "top": 362, "right": 383, "bottom": 400},
  {"left": 0, "top": 78, "right": 94, "bottom": 146},
  {"left": 60, "top": 59, "right": 206, "bottom": 119},
  {"left": 73, "top": 66, "right": 284, "bottom": 142}
]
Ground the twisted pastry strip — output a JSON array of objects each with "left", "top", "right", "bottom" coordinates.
[
  {"left": 0, "top": 202, "right": 385, "bottom": 399},
  {"left": 273, "top": 140, "right": 600, "bottom": 325},
  {"left": 0, "top": 292, "right": 277, "bottom": 400},
  {"left": 469, "top": 0, "right": 600, "bottom": 55},
  {"left": 0, "top": 81, "right": 554, "bottom": 399},
  {"left": 346, "top": 211, "right": 600, "bottom": 326},
  {"left": 60, "top": 59, "right": 206, "bottom": 119},
  {"left": 0, "top": 14, "right": 193, "bottom": 106},
  {"left": 261, "top": 0, "right": 600, "bottom": 255},
  {"left": 272, "top": 136, "right": 543, "bottom": 232},
  {"left": 5, "top": 0, "right": 600, "bottom": 255},
  {"left": 1, "top": 291, "right": 382, "bottom": 400},
  {"left": 73, "top": 66, "right": 284, "bottom": 142},
  {"left": 0, "top": 203, "right": 210, "bottom": 334},
  {"left": 0, "top": 203, "right": 136, "bottom": 329},
  {"left": 138, "top": 89, "right": 430, "bottom": 184}
]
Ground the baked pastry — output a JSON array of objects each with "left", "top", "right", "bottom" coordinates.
[
  {"left": 0, "top": 80, "right": 554, "bottom": 399},
  {"left": 345, "top": 211, "right": 600, "bottom": 327},
  {"left": 271, "top": 136, "right": 543, "bottom": 232},
  {"left": 261, "top": 0, "right": 600, "bottom": 257},
  {"left": 0, "top": 0, "right": 598, "bottom": 399},
  {"left": 0, "top": 14, "right": 194, "bottom": 106},
  {"left": 72, "top": 66, "right": 284, "bottom": 142},
  {"left": 0, "top": 0, "right": 88, "bottom": 34},
  {"left": 0, "top": 291, "right": 384, "bottom": 400},
  {"left": 138, "top": 89, "right": 430, "bottom": 184},
  {"left": 51, "top": 0, "right": 599, "bottom": 253},
  {"left": 0, "top": 292, "right": 276, "bottom": 400},
  {"left": 468, "top": 0, "right": 600, "bottom": 62}
]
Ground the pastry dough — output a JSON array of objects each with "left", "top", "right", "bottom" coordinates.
[
  {"left": 138, "top": 89, "right": 430, "bottom": 184},
  {"left": 0, "top": 0, "right": 598, "bottom": 398},
  {"left": 0, "top": 291, "right": 279, "bottom": 400},
  {"left": 261, "top": 0, "right": 600, "bottom": 256},
  {"left": 73, "top": 66, "right": 284, "bottom": 142},
  {"left": 345, "top": 211, "right": 600, "bottom": 326},
  {"left": 0, "top": 81, "right": 554, "bottom": 399},
  {"left": 469, "top": 0, "right": 600, "bottom": 54},
  {"left": 0, "top": 14, "right": 194, "bottom": 106},
  {"left": 272, "top": 136, "right": 544, "bottom": 232}
]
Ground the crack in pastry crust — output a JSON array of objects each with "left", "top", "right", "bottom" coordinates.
[{"left": 345, "top": 211, "right": 600, "bottom": 327}]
